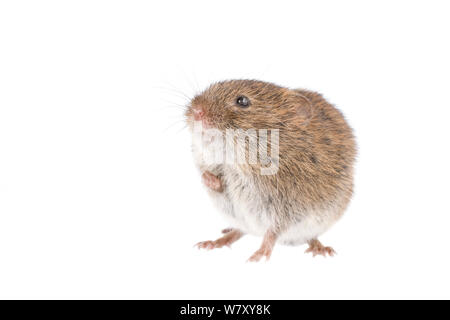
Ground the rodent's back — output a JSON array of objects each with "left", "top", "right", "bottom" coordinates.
[{"left": 249, "top": 88, "right": 356, "bottom": 225}]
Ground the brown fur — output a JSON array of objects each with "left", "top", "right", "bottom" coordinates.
[{"left": 186, "top": 80, "right": 356, "bottom": 233}]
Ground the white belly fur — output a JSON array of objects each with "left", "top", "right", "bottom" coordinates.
[
  {"left": 191, "top": 128, "right": 338, "bottom": 246},
  {"left": 204, "top": 184, "right": 337, "bottom": 245}
]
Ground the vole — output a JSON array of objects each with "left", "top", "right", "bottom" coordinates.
[{"left": 185, "top": 80, "right": 356, "bottom": 262}]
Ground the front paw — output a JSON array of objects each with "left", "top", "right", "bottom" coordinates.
[{"left": 202, "top": 171, "right": 223, "bottom": 192}]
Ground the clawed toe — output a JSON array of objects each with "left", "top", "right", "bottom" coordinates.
[
  {"left": 195, "top": 240, "right": 226, "bottom": 250},
  {"left": 195, "top": 229, "right": 243, "bottom": 251},
  {"left": 305, "top": 239, "right": 336, "bottom": 257},
  {"left": 305, "top": 247, "right": 335, "bottom": 257},
  {"left": 247, "top": 249, "right": 271, "bottom": 262}
]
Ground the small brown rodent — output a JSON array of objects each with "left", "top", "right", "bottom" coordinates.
[{"left": 185, "top": 80, "right": 356, "bottom": 261}]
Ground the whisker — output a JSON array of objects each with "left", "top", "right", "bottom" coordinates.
[
  {"left": 154, "top": 87, "right": 191, "bottom": 104},
  {"left": 156, "top": 80, "right": 193, "bottom": 102},
  {"left": 163, "top": 118, "right": 187, "bottom": 134}
]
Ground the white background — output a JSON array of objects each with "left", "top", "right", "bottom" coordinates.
[{"left": 1, "top": 1, "right": 449, "bottom": 299}]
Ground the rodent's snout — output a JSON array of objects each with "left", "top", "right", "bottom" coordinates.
[
  {"left": 192, "top": 104, "right": 205, "bottom": 121},
  {"left": 188, "top": 103, "right": 213, "bottom": 128}
]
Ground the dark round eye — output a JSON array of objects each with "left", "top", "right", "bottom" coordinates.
[{"left": 236, "top": 96, "right": 250, "bottom": 108}]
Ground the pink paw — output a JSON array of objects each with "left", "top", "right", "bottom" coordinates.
[{"left": 202, "top": 171, "right": 223, "bottom": 192}]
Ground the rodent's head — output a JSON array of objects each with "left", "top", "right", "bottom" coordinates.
[{"left": 185, "top": 80, "right": 312, "bottom": 131}]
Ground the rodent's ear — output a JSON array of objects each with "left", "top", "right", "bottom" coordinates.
[{"left": 284, "top": 91, "right": 313, "bottom": 123}]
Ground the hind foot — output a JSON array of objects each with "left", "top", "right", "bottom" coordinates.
[
  {"left": 195, "top": 229, "right": 243, "bottom": 250},
  {"left": 247, "top": 230, "right": 277, "bottom": 262},
  {"left": 305, "top": 239, "right": 336, "bottom": 257}
]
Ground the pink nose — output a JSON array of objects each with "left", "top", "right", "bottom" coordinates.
[{"left": 192, "top": 106, "right": 204, "bottom": 121}]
